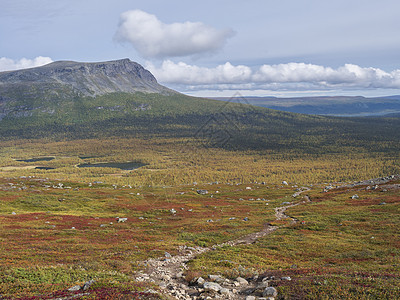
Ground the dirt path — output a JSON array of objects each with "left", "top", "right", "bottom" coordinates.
[{"left": 134, "top": 188, "right": 311, "bottom": 299}]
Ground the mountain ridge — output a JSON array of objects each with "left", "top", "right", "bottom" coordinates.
[
  {"left": 0, "top": 58, "right": 174, "bottom": 97},
  {"left": 212, "top": 95, "right": 400, "bottom": 116}
]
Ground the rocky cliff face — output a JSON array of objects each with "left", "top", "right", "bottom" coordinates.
[{"left": 0, "top": 58, "right": 174, "bottom": 98}]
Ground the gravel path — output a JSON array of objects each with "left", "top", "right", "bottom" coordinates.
[{"left": 134, "top": 188, "right": 312, "bottom": 299}]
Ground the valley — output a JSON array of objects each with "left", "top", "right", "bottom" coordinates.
[{"left": 0, "top": 60, "right": 399, "bottom": 299}]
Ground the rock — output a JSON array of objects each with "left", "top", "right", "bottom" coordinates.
[
  {"left": 197, "top": 189, "right": 208, "bottom": 195},
  {"left": 243, "top": 217, "right": 249, "bottom": 221},
  {"left": 164, "top": 252, "right": 172, "bottom": 258},
  {"left": 245, "top": 296, "right": 256, "bottom": 300},
  {"left": 282, "top": 181, "right": 288, "bottom": 185},
  {"left": 197, "top": 277, "right": 205, "bottom": 286},
  {"left": 161, "top": 274, "right": 171, "bottom": 281},
  {"left": 209, "top": 274, "right": 222, "bottom": 282},
  {"left": 236, "top": 277, "right": 249, "bottom": 285},
  {"left": 281, "top": 276, "right": 292, "bottom": 281},
  {"left": 351, "top": 194, "right": 359, "bottom": 199},
  {"left": 246, "top": 187, "right": 252, "bottom": 190},
  {"left": 379, "top": 202, "right": 386, "bottom": 205},
  {"left": 170, "top": 209, "right": 176, "bottom": 214},
  {"left": 203, "top": 281, "right": 222, "bottom": 292},
  {"left": 220, "top": 288, "right": 230, "bottom": 295},
  {"left": 82, "top": 280, "right": 95, "bottom": 291},
  {"left": 263, "top": 286, "right": 278, "bottom": 297},
  {"left": 68, "top": 285, "right": 81, "bottom": 292},
  {"left": 116, "top": 217, "right": 127, "bottom": 223}
]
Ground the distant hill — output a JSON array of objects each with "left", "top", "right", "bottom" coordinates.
[
  {"left": 212, "top": 95, "right": 400, "bottom": 117},
  {"left": 0, "top": 59, "right": 399, "bottom": 155}
]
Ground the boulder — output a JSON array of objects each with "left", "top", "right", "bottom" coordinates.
[
  {"left": 196, "top": 277, "right": 205, "bottom": 286},
  {"left": 82, "top": 280, "right": 95, "bottom": 291},
  {"left": 263, "top": 286, "right": 278, "bottom": 298},
  {"left": 203, "top": 281, "right": 222, "bottom": 293},
  {"left": 197, "top": 189, "right": 208, "bottom": 195},
  {"left": 68, "top": 285, "right": 81, "bottom": 292},
  {"left": 236, "top": 276, "right": 249, "bottom": 285},
  {"left": 220, "top": 288, "right": 231, "bottom": 295}
]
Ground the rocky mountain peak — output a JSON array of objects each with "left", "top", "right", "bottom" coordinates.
[{"left": 0, "top": 59, "right": 173, "bottom": 97}]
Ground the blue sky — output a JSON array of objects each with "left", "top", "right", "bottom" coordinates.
[{"left": 1, "top": 0, "right": 400, "bottom": 97}]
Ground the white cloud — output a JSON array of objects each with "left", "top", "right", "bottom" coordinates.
[
  {"left": 147, "top": 60, "right": 252, "bottom": 84},
  {"left": 0, "top": 56, "right": 53, "bottom": 72},
  {"left": 147, "top": 61, "right": 400, "bottom": 92},
  {"left": 115, "top": 10, "right": 234, "bottom": 58}
]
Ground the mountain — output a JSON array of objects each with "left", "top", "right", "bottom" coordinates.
[
  {"left": 0, "top": 59, "right": 400, "bottom": 155},
  {"left": 212, "top": 95, "right": 400, "bottom": 117},
  {"left": 0, "top": 58, "right": 173, "bottom": 100}
]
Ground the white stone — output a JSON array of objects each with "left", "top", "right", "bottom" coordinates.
[
  {"left": 236, "top": 276, "right": 249, "bottom": 285},
  {"left": 203, "top": 281, "right": 222, "bottom": 292}
]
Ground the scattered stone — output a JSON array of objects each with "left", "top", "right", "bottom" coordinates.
[
  {"left": 245, "top": 296, "right": 256, "bottom": 300},
  {"left": 263, "top": 286, "right": 278, "bottom": 298},
  {"left": 281, "top": 276, "right": 292, "bottom": 281},
  {"left": 82, "top": 280, "right": 95, "bottom": 291},
  {"left": 379, "top": 202, "right": 386, "bottom": 205},
  {"left": 162, "top": 274, "right": 171, "bottom": 281},
  {"left": 208, "top": 275, "right": 221, "bottom": 282},
  {"left": 243, "top": 217, "right": 249, "bottom": 221},
  {"left": 116, "top": 217, "right": 127, "bottom": 223},
  {"left": 351, "top": 194, "right": 359, "bottom": 199},
  {"left": 282, "top": 181, "right": 288, "bottom": 185},
  {"left": 68, "top": 285, "right": 81, "bottom": 292},
  {"left": 203, "top": 281, "right": 222, "bottom": 292},
  {"left": 246, "top": 187, "right": 252, "bottom": 190},
  {"left": 197, "top": 189, "right": 208, "bottom": 195},
  {"left": 220, "top": 288, "right": 230, "bottom": 295},
  {"left": 197, "top": 277, "right": 205, "bottom": 286},
  {"left": 164, "top": 252, "right": 172, "bottom": 258},
  {"left": 236, "top": 277, "right": 249, "bottom": 285},
  {"left": 11, "top": 212, "right": 16, "bottom": 215},
  {"left": 170, "top": 208, "right": 177, "bottom": 214}
]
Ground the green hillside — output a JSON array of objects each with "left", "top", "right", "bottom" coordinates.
[{"left": 1, "top": 91, "right": 400, "bottom": 156}]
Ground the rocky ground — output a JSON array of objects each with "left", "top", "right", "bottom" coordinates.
[{"left": 134, "top": 190, "right": 312, "bottom": 300}]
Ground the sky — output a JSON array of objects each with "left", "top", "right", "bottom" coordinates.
[{"left": 1, "top": 0, "right": 400, "bottom": 97}]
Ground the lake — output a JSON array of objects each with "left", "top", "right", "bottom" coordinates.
[{"left": 77, "top": 161, "right": 145, "bottom": 170}]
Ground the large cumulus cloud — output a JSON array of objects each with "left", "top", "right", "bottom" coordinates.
[
  {"left": 0, "top": 56, "right": 53, "bottom": 72},
  {"left": 147, "top": 61, "right": 400, "bottom": 91},
  {"left": 115, "top": 10, "right": 234, "bottom": 58}
]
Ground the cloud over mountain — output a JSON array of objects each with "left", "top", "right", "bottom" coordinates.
[
  {"left": 115, "top": 10, "right": 234, "bottom": 58},
  {"left": 0, "top": 56, "right": 53, "bottom": 72},
  {"left": 147, "top": 60, "right": 400, "bottom": 91}
]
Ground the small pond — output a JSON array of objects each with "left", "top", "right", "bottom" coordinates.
[
  {"left": 16, "top": 157, "right": 55, "bottom": 163},
  {"left": 35, "top": 166, "right": 56, "bottom": 170},
  {"left": 77, "top": 161, "right": 145, "bottom": 170}
]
